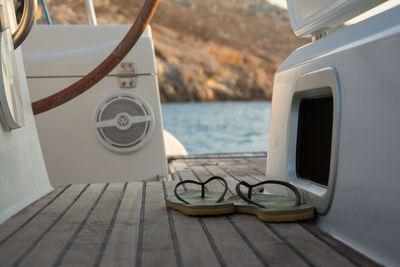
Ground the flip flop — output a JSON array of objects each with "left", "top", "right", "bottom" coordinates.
[
  {"left": 166, "top": 176, "right": 235, "bottom": 216},
  {"left": 227, "top": 180, "right": 314, "bottom": 222}
]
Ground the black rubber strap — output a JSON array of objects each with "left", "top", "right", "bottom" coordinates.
[
  {"left": 174, "top": 176, "right": 228, "bottom": 205},
  {"left": 235, "top": 180, "right": 301, "bottom": 209}
]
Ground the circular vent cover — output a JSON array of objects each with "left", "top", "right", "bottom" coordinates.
[{"left": 94, "top": 92, "right": 155, "bottom": 153}]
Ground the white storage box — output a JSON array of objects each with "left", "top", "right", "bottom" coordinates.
[{"left": 22, "top": 25, "right": 168, "bottom": 186}]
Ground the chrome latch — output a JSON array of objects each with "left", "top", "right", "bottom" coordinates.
[{"left": 117, "top": 62, "right": 137, "bottom": 88}]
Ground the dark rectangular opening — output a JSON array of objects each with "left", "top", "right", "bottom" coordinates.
[{"left": 296, "top": 96, "right": 333, "bottom": 186}]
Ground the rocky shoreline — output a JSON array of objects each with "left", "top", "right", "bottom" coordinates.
[
  {"left": 154, "top": 25, "right": 274, "bottom": 102},
  {"left": 39, "top": 0, "right": 309, "bottom": 102}
]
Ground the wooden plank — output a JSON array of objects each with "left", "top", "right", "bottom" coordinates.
[
  {"left": 198, "top": 164, "right": 236, "bottom": 190},
  {"left": 229, "top": 214, "right": 309, "bottom": 267},
  {"left": 245, "top": 158, "right": 267, "bottom": 174},
  {"left": 164, "top": 182, "right": 222, "bottom": 267},
  {"left": 201, "top": 216, "right": 266, "bottom": 267},
  {"left": 217, "top": 163, "right": 262, "bottom": 183},
  {"left": 219, "top": 159, "right": 267, "bottom": 187},
  {"left": 172, "top": 160, "right": 193, "bottom": 173},
  {"left": 168, "top": 152, "right": 267, "bottom": 162},
  {"left": 18, "top": 184, "right": 107, "bottom": 267},
  {"left": 178, "top": 163, "right": 269, "bottom": 266},
  {"left": 170, "top": 171, "right": 180, "bottom": 182},
  {"left": 99, "top": 183, "right": 144, "bottom": 267},
  {"left": 187, "top": 160, "right": 218, "bottom": 167},
  {"left": 0, "top": 186, "right": 69, "bottom": 243},
  {"left": 190, "top": 164, "right": 236, "bottom": 198},
  {"left": 267, "top": 223, "right": 356, "bottom": 267},
  {"left": 174, "top": 160, "right": 233, "bottom": 197},
  {"left": 174, "top": 167, "right": 206, "bottom": 192},
  {"left": 175, "top": 157, "right": 260, "bottom": 205},
  {"left": 139, "top": 182, "right": 178, "bottom": 267},
  {"left": 206, "top": 154, "right": 220, "bottom": 159},
  {"left": 0, "top": 184, "right": 87, "bottom": 266},
  {"left": 300, "top": 222, "right": 380, "bottom": 267},
  {"left": 57, "top": 183, "right": 125, "bottom": 266},
  {"left": 231, "top": 157, "right": 252, "bottom": 165},
  {"left": 201, "top": 164, "right": 262, "bottom": 197},
  {"left": 226, "top": 165, "right": 266, "bottom": 182}
]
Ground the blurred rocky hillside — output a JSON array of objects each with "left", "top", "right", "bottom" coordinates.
[{"left": 36, "top": 0, "right": 309, "bottom": 101}]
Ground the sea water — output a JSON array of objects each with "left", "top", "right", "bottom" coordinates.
[{"left": 161, "top": 102, "right": 271, "bottom": 154}]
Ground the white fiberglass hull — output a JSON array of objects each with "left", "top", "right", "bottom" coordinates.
[{"left": 266, "top": 6, "right": 400, "bottom": 266}]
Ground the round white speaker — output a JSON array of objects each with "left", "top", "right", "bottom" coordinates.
[{"left": 93, "top": 91, "right": 155, "bottom": 153}]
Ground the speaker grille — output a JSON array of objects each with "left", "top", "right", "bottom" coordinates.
[{"left": 94, "top": 92, "right": 155, "bottom": 153}]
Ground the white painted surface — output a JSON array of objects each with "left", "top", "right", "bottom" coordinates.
[
  {"left": 286, "top": 0, "right": 385, "bottom": 37},
  {"left": 22, "top": 25, "right": 168, "bottom": 186},
  {"left": 0, "top": 29, "right": 24, "bottom": 130},
  {"left": 23, "top": 26, "right": 155, "bottom": 77},
  {"left": 267, "top": 6, "right": 400, "bottom": 266},
  {"left": 0, "top": 0, "right": 52, "bottom": 223},
  {"left": 286, "top": 68, "right": 341, "bottom": 215},
  {"left": 163, "top": 130, "right": 188, "bottom": 156}
]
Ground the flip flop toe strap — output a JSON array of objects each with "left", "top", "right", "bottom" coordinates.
[
  {"left": 174, "top": 176, "right": 228, "bottom": 205},
  {"left": 235, "top": 180, "right": 301, "bottom": 209}
]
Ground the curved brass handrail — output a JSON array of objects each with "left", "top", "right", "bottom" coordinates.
[{"left": 12, "top": 0, "right": 37, "bottom": 49}]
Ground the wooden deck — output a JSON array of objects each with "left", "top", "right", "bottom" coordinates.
[{"left": 0, "top": 153, "right": 378, "bottom": 267}]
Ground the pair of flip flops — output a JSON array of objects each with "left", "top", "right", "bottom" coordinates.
[{"left": 166, "top": 176, "right": 314, "bottom": 222}]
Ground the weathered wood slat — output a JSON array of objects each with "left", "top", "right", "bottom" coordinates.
[
  {"left": 167, "top": 152, "right": 267, "bottom": 162},
  {"left": 200, "top": 163, "right": 262, "bottom": 197},
  {"left": 244, "top": 158, "right": 267, "bottom": 173},
  {"left": 300, "top": 222, "right": 379, "bottom": 267},
  {"left": 0, "top": 153, "right": 380, "bottom": 267},
  {"left": 201, "top": 216, "right": 266, "bottom": 267},
  {"left": 172, "top": 161, "right": 205, "bottom": 192},
  {"left": 266, "top": 223, "right": 356, "bottom": 267},
  {"left": 226, "top": 165, "right": 266, "bottom": 182},
  {"left": 99, "top": 182, "right": 143, "bottom": 267},
  {"left": 19, "top": 184, "right": 107, "bottom": 267},
  {"left": 0, "top": 185, "right": 69, "bottom": 244},
  {"left": 217, "top": 163, "right": 263, "bottom": 183},
  {"left": 57, "top": 183, "right": 125, "bottom": 266},
  {"left": 229, "top": 214, "right": 309, "bottom": 267},
  {"left": 164, "top": 182, "right": 222, "bottom": 266},
  {"left": 140, "top": 182, "right": 177, "bottom": 267},
  {"left": 175, "top": 160, "right": 234, "bottom": 197},
  {"left": 0, "top": 184, "right": 87, "bottom": 266},
  {"left": 178, "top": 162, "right": 279, "bottom": 267},
  {"left": 168, "top": 154, "right": 378, "bottom": 267},
  {"left": 190, "top": 164, "right": 236, "bottom": 198}
]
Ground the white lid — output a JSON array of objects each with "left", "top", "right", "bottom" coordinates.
[{"left": 287, "top": 0, "right": 386, "bottom": 37}]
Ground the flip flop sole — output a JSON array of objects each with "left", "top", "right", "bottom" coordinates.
[
  {"left": 228, "top": 193, "right": 314, "bottom": 222},
  {"left": 166, "top": 200, "right": 235, "bottom": 216},
  {"left": 166, "top": 191, "right": 235, "bottom": 216},
  {"left": 235, "top": 205, "right": 314, "bottom": 222}
]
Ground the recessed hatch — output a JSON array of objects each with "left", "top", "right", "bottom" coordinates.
[
  {"left": 296, "top": 96, "right": 333, "bottom": 186},
  {"left": 287, "top": 67, "right": 340, "bottom": 215}
]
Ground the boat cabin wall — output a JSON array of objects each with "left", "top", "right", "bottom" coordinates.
[
  {"left": 266, "top": 6, "right": 400, "bottom": 266},
  {"left": 0, "top": 0, "right": 52, "bottom": 223}
]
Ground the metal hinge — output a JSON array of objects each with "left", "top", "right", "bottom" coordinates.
[
  {"left": 117, "top": 62, "right": 137, "bottom": 88},
  {"left": 311, "top": 28, "right": 329, "bottom": 42}
]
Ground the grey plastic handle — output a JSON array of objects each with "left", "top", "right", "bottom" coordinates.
[{"left": 12, "top": 0, "right": 37, "bottom": 49}]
